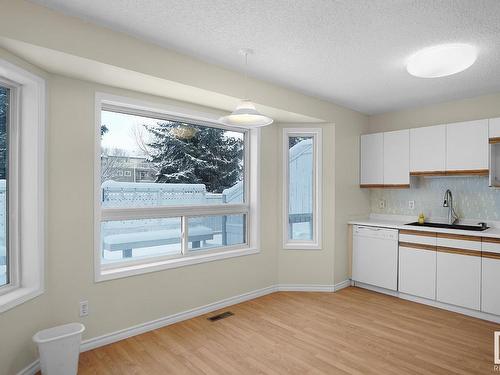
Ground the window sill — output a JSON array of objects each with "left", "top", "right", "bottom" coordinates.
[
  {"left": 282, "top": 243, "right": 322, "bottom": 250},
  {"left": 96, "top": 247, "right": 260, "bottom": 282},
  {"left": 0, "top": 285, "right": 44, "bottom": 314}
]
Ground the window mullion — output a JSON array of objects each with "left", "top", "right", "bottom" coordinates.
[
  {"left": 101, "top": 204, "right": 249, "bottom": 221},
  {"left": 181, "top": 216, "right": 188, "bottom": 255}
]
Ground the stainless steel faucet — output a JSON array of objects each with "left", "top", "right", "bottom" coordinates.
[{"left": 443, "top": 189, "right": 459, "bottom": 225}]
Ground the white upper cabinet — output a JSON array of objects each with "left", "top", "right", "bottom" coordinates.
[
  {"left": 410, "top": 125, "right": 446, "bottom": 173},
  {"left": 446, "top": 120, "right": 488, "bottom": 171},
  {"left": 489, "top": 117, "right": 500, "bottom": 139},
  {"left": 383, "top": 130, "right": 409, "bottom": 185},
  {"left": 360, "top": 133, "right": 383, "bottom": 186}
]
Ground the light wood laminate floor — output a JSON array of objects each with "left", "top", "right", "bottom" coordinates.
[{"left": 75, "top": 287, "right": 500, "bottom": 374}]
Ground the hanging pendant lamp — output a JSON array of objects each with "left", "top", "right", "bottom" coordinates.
[{"left": 219, "top": 49, "right": 273, "bottom": 128}]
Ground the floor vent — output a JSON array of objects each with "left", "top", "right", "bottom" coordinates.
[{"left": 208, "top": 311, "right": 234, "bottom": 322}]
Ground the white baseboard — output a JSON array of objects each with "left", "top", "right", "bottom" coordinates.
[
  {"left": 16, "top": 360, "right": 39, "bottom": 375},
  {"left": 353, "top": 281, "right": 500, "bottom": 324},
  {"left": 276, "top": 280, "right": 351, "bottom": 292},
  {"left": 333, "top": 279, "right": 352, "bottom": 291},
  {"left": 277, "top": 284, "right": 335, "bottom": 292},
  {"left": 18, "top": 283, "right": 350, "bottom": 375}
]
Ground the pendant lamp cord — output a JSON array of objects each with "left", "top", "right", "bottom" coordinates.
[{"left": 244, "top": 51, "right": 249, "bottom": 100}]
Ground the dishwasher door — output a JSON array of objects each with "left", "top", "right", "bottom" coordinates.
[{"left": 352, "top": 225, "right": 398, "bottom": 291}]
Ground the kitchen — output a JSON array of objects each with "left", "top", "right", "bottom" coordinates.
[{"left": 350, "top": 117, "right": 500, "bottom": 322}]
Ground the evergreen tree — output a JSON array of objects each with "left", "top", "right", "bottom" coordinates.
[
  {"left": 146, "top": 121, "right": 244, "bottom": 193},
  {"left": 0, "top": 87, "right": 8, "bottom": 180}
]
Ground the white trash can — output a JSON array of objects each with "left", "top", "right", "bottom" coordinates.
[{"left": 33, "top": 323, "right": 85, "bottom": 375}]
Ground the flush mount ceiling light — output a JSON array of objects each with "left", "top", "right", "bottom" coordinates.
[
  {"left": 219, "top": 49, "right": 273, "bottom": 128},
  {"left": 406, "top": 43, "right": 478, "bottom": 78}
]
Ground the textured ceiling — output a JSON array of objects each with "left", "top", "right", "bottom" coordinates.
[{"left": 29, "top": 0, "right": 500, "bottom": 114}]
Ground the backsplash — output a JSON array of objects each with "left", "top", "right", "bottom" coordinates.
[{"left": 370, "top": 176, "right": 500, "bottom": 221}]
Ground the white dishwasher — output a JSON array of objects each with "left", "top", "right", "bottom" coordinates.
[{"left": 352, "top": 225, "right": 398, "bottom": 291}]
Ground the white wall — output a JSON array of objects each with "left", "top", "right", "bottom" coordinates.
[{"left": 368, "top": 92, "right": 500, "bottom": 133}]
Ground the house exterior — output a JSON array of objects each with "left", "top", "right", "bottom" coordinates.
[{"left": 101, "top": 155, "right": 157, "bottom": 183}]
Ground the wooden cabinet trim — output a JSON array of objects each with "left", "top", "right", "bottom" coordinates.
[
  {"left": 445, "top": 169, "right": 489, "bottom": 176},
  {"left": 360, "top": 184, "right": 384, "bottom": 188},
  {"left": 489, "top": 137, "right": 500, "bottom": 144},
  {"left": 409, "top": 170, "right": 488, "bottom": 177},
  {"left": 481, "top": 237, "right": 500, "bottom": 244},
  {"left": 436, "top": 246, "right": 481, "bottom": 257},
  {"left": 410, "top": 171, "right": 446, "bottom": 176},
  {"left": 383, "top": 184, "right": 411, "bottom": 189},
  {"left": 399, "top": 242, "right": 436, "bottom": 251},
  {"left": 360, "top": 184, "right": 410, "bottom": 189},
  {"left": 482, "top": 251, "right": 500, "bottom": 260},
  {"left": 437, "top": 233, "right": 482, "bottom": 242},
  {"left": 400, "top": 230, "right": 436, "bottom": 237}
]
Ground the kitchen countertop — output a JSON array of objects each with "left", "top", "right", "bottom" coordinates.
[{"left": 348, "top": 215, "right": 500, "bottom": 239}]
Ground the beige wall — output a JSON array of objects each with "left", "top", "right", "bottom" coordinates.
[
  {"left": 0, "top": 66, "right": 368, "bottom": 375},
  {"left": 0, "top": 73, "right": 280, "bottom": 375},
  {"left": 368, "top": 93, "right": 500, "bottom": 133},
  {"left": 277, "top": 117, "right": 369, "bottom": 286},
  {"left": 0, "top": 2, "right": 370, "bottom": 374},
  {"left": 278, "top": 124, "right": 336, "bottom": 285}
]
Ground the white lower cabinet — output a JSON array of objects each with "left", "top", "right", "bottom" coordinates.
[
  {"left": 481, "top": 257, "right": 500, "bottom": 315},
  {"left": 436, "top": 252, "right": 481, "bottom": 310},
  {"left": 398, "top": 246, "right": 436, "bottom": 300}
]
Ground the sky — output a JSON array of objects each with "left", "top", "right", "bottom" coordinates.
[
  {"left": 101, "top": 110, "right": 244, "bottom": 158},
  {"left": 101, "top": 111, "right": 158, "bottom": 157}
]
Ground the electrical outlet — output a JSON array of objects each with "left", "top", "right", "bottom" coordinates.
[
  {"left": 79, "top": 300, "right": 89, "bottom": 317},
  {"left": 408, "top": 200, "right": 415, "bottom": 210},
  {"left": 378, "top": 199, "right": 385, "bottom": 209}
]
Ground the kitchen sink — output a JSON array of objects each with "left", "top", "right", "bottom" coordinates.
[{"left": 406, "top": 222, "right": 489, "bottom": 231}]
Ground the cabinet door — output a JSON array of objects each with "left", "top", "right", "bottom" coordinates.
[
  {"left": 383, "top": 130, "right": 409, "bottom": 185},
  {"left": 410, "top": 125, "right": 446, "bottom": 173},
  {"left": 446, "top": 120, "right": 488, "bottom": 171},
  {"left": 399, "top": 246, "right": 436, "bottom": 300},
  {"left": 481, "top": 257, "right": 500, "bottom": 315},
  {"left": 489, "top": 117, "right": 500, "bottom": 139},
  {"left": 436, "top": 252, "right": 481, "bottom": 310},
  {"left": 360, "top": 133, "right": 383, "bottom": 186}
]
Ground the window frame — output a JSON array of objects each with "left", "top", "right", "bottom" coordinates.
[
  {"left": 0, "top": 77, "right": 19, "bottom": 296},
  {"left": 0, "top": 58, "right": 46, "bottom": 313},
  {"left": 94, "top": 93, "right": 260, "bottom": 281},
  {"left": 282, "top": 127, "right": 322, "bottom": 250}
]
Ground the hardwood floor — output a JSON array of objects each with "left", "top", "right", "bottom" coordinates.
[{"left": 76, "top": 287, "right": 500, "bottom": 374}]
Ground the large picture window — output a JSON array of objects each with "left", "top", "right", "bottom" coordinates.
[
  {"left": 283, "top": 128, "right": 322, "bottom": 249},
  {"left": 95, "top": 95, "right": 258, "bottom": 281}
]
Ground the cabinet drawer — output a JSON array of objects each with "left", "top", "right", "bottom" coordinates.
[
  {"left": 436, "top": 233, "right": 481, "bottom": 252},
  {"left": 482, "top": 238, "right": 500, "bottom": 255},
  {"left": 399, "top": 230, "right": 436, "bottom": 246}
]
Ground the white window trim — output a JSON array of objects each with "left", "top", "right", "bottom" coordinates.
[
  {"left": 0, "top": 59, "right": 46, "bottom": 313},
  {"left": 94, "top": 93, "right": 260, "bottom": 282},
  {"left": 282, "top": 127, "right": 322, "bottom": 250}
]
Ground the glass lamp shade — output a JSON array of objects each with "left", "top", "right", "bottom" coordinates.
[
  {"left": 406, "top": 43, "right": 477, "bottom": 78},
  {"left": 219, "top": 100, "right": 273, "bottom": 127}
]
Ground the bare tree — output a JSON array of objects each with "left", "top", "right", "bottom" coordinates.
[{"left": 131, "top": 124, "right": 154, "bottom": 159}]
